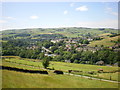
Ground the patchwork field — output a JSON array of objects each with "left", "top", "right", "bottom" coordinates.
[
  {"left": 2, "top": 28, "right": 118, "bottom": 38},
  {"left": 88, "top": 35, "right": 119, "bottom": 47}
]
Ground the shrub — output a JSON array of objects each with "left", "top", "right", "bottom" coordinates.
[{"left": 42, "top": 57, "right": 50, "bottom": 69}]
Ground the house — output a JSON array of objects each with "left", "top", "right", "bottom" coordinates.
[
  {"left": 96, "top": 61, "right": 104, "bottom": 65},
  {"left": 109, "top": 46, "right": 115, "bottom": 49},
  {"left": 80, "top": 44, "right": 87, "bottom": 47},
  {"left": 44, "top": 54, "right": 56, "bottom": 57},
  {"left": 42, "top": 47, "right": 52, "bottom": 53},
  {"left": 87, "top": 38, "right": 93, "bottom": 41},
  {"left": 65, "top": 60, "right": 71, "bottom": 63},
  {"left": 51, "top": 39, "right": 63, "bottom": 43},
  {"left": 26, "top": 45, "right": 38, "bottom": 50}
]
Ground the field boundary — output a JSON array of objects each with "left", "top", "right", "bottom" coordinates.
[{"left": 0, "top": 66, "right": 48, "bottom": 74}]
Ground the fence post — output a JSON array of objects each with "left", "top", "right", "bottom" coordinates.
[{"left": 110, "top": 75, "right": 111, "bottom": 80}]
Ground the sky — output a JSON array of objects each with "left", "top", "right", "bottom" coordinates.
[{"left": 0, "top": 1, "right": 118, "bottom": 30}]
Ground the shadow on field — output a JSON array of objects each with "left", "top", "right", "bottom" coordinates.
[{"left": 0, "top": 66, "right": 48, "bottom": 74}]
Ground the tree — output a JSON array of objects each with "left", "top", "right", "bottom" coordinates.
[
  {"left": 42, "top": 57, "right": 50, "bottom": 69},
  {"left": 50, "top": 46, "right": 58, "bottom": 53},
  {"left": 38, "top": 53, "right": 45, "bottom": 59},
  {"left": 83, "top": 40, "right": 89, "bottom": 44}
]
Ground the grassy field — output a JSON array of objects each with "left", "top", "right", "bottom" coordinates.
[
  {"left": 2, "top": 70, "right": 119, "bottom": 88},
  {"left": 2, "top": 57, "right": 118, "bottom": 72},
  {"left": 88, "top": 35, "right": 119, "bottom": 47},
  {"left": 2, "top": 57, "right": 119, "bottom": 83}
]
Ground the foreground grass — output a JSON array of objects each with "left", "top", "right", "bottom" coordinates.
[
  {"left": 2, "top": 70, "right": 119, "bottom": 88},
  {"left": 2, "top": 57, "right": 119, "bottom": 82}
]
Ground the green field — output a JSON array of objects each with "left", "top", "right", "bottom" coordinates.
[
  {"left": 88, "top": 35, "right": 119, "bottom": 47},
  {"left": 2, "top": 70, "right": 118, "bottom": 88},
  {"left": 2, "top": 57, "right": 118, "bottom": 72},
  {"left": 1, "top": 56, "right": 120, "bottom": 88}
]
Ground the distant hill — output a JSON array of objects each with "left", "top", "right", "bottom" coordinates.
[{"left": 1, "top": 27, "right": 118, "bottom": 40}]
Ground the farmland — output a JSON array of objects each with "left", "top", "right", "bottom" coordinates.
[
  {"left": 1, "top": 27, "right": 118, "bottom": 39},
  {"left": 88, "top": 35, "right": 120, "bottom": 47},
  {"left": 1, "top": 27, "right": 120, "bottom": 88},
  {"left": 2, "top": 70, "right": 118, "bottom": 88},
  {"left": 1, "top": 56, "right": 120, "bottom": 88}
]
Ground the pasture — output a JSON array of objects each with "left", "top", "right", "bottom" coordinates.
[
  {"left": 2, "top": 57, "right": 119, "bottom": 84},
  {"left": 88, "top": 35, "right": 119, "bottom": 47},
  {"left": 2, "top": 70, "right": 119, "bottom": 88}
]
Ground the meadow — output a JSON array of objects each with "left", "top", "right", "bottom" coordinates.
[
  {"left": 2, "top": 69, "right": 118, "bottom": 88},
  {"left": 88, "top": 35, "right": 119, "bottom": 47},
  {"left": 1, "top": 56, "right": 119, "bottom": 88}
]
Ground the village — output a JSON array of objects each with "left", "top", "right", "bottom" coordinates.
[{"left": 25, "top": 35, "right": 119, "bottom": 67}]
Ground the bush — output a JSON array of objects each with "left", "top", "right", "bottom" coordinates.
[{"left": 42, "top": 57, "right": 50, "bottom": 69}]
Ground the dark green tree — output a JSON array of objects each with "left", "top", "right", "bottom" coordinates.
[
  {"left": 83, "top": 40, "right": 89, "bottom": 44},
  {"left": 42, "top": 57, "right": 50, "bottom": 69}
]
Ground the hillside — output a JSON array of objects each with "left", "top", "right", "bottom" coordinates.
[
  {"left": 1, "top": 27, "right": 118, "bottom": 39},
  {"left": 88, "top": 35, "right": 120, "bottom": 47}
]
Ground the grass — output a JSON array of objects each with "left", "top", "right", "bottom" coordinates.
[
  {"left": 98, "top": 33, "right": 112, "bottom": 37},
  {"left": 4, "top": 58, "right": 43, "bottom": 67},
  {"left": 50, "top": 61, "right": 118, "bottom": 72},
  {"left": 2, "top": 70, "right": 119, "bottom": 88},
  {"left": 95, "top": 72, "right": 119, "bottom": 82},
  {"left": 88, "top": 35, "right": 119, "bottom": 47},
  {"left": 2, "top": 58, "right": 118, "bottom": 72},
  {"left": 2, "top": 57, "right": 119, "bottom": 82}
]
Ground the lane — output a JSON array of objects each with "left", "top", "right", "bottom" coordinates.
[{"left": 64, "top": 73, "right": 120, "bottom": 84}]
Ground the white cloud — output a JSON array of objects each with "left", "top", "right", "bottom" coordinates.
[
  {"left": 5, "top": 16, "right": 16, "bottom": 19},
  {"left": 76, "top": 5, "right": 88, "bottom": 11},
  {"left": 106, "top": 7, "right": 112, "bottom": 11},
  {"left": 30, "top": 15, "right": 39, "bottom": 19},
  {"left": 70, "top": 3, "right": 74, "bottom": 7},
  {"left": 110, "top": 12, "right": 118, "bottom": 16},
  {"left": 76, "top": 19, "right": 118, "bottom": 29},
  {"left": 64, "top": 10, "right": 68, "bottom": 15},
  {"left": 106, "top": 7, "right": 118, "bottom": 16},
  {"left": 0, "top": 20, "right": 7, "bottom": 23}
]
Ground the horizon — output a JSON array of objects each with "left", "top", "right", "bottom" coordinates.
[
  {"left": 1, "top": 2, "right": 118, "bottom": 31},
  {"left": 1, "top": 26, "right": 118, "bottom": 31}
]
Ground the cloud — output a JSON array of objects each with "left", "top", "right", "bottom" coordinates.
[
  {"left": 5, "top": 16, "right": 16, "bottom": 19},
  {"left": 106, "top": 7, "right": 112, "bottom": 11},
  {"left": 76, "top": 5, "right": 88, "bottom": 11},
  {"left": 70, "top": 3, "right": 74, "bottom": 7},
  {"left": 111, "top": 12, "right": 118, "bottom": 16},
  {"left": 64, "top": 10, "right": 68, "bottom": 15},
  {"left": 30, "top": 15, "right": 39, "bottom": 19},
  {"left": 106, "top": 7, "right": 118, "bottom": 16},
  {"left": 76, "top": 19, "right": 118, "bottom": 29},
  {"left": 0, "top": 20, "right": 7, "bottom": 23}
]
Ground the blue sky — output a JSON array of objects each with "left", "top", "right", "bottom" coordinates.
[{"left": 1, "top": 2, "right": 118, "bottom": 30}]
